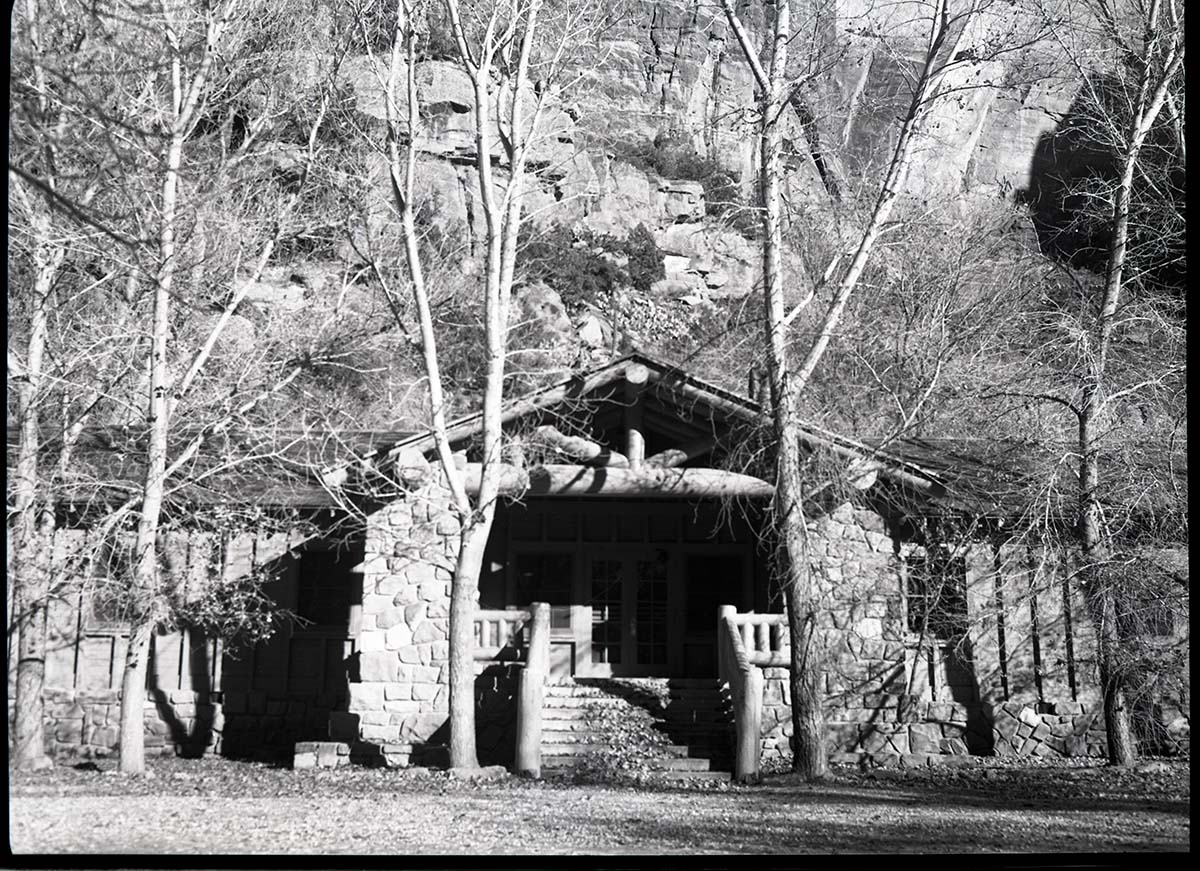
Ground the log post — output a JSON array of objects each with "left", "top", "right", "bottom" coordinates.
[
  {"left": 625, "top": 364, "right": 648, "bottom": 470},
  {"left": 735, "top": 665, "right": 764, "bottom": 784},
  {"left": 515, "top": 601, "right": 550, "bottom": 778}
]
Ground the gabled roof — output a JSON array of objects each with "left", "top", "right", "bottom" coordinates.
[
  {"left": 12, "top": 353, "right": 1180, "bottom": 525},
  {"left": 373, "top": 352, "right": 949, "bottom": 498}
]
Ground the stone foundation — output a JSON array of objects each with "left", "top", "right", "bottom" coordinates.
[
  {"left": 11, "top": 687, "right": 343, "bottom": 760},
  {"left": 990, "top": 700, "right": 1108, "bottom": 758}
]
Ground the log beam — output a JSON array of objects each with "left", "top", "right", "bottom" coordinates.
[
  {"left": 463, "top": 463, "right": 773, "bottom": 499},
  {"left": 531, "top": 425, "right": 629, "bottom": 468},
  {"left": 646, "top": 435, "right": 718, "bottom": 469}
]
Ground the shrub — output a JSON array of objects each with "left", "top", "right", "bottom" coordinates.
[
  {"left": 517, "top": 221, "right": 664, "bottom": 307},
  {"left": 610, "top": 137, "right": 758, "bottom": 239}
]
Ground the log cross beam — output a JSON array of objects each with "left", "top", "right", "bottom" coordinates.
[{"left": 645, "top": 435, "right": 718, "bottom": 469}]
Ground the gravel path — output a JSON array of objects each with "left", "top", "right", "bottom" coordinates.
[{"left": 9, "top": 756, "right": 1189, "bottom": 854}]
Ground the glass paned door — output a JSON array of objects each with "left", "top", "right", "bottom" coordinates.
[
  {"left": 584, "top": 551, "right": 671, "bottom": 675},
  {"left": 589, "top": 559, "right": 623, "bottom": 666},
  {"left": 634, "top": 554, "right": 669, "bottom": 666}
]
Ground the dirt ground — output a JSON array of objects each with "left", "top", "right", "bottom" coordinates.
[{"left": 8, "top": 754, "right": 1189, "bottom": 855}]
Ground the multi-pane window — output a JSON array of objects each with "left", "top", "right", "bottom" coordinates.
[
  {"left": 635, "top": 554, "right": 669, "bottom": 665},
  {"left": 514, "top": 553, "right": 573, "bottom": 629},
  {"left": 905, "top": 549, "right": 968, "bottom": 640},
  {"left": 589, "top": 559, "right": 623, "bottom": 664},
  {"left": 296, "top": 549, "right": 355, "bottom": 628}
]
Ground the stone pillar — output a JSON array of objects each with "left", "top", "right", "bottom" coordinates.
[{"left": 337, "top": 459, "right": 462, "bottom": 767}]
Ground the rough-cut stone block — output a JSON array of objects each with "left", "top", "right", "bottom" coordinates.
[
  {"left": 399, "top": 646, "right": 422, "bottom": 664},
  {"left": 910, "top": 728, "right": 941, "bottom": 754},
  {"left": 418, "top": 581, "right": 446, "bottom": 602},
  {"left": 91, "top": 726, "right": 119, "bottom": 747},
  {"left": 384, "top": 684, "right": 411, "bottom": 701},
  {"left": 412, "top": 664, "right": 441, "bottom": 683},
  {"left": 855, "top": 617, "right": 883, "bottom": 639},
  {"left": 293, "top": 751, "right": 317, "bottom": 769},
  {"left": 385, "top": 622, "right": 414, "bottom": 650},
  {"left": 412, "top": 683, "right": 438, "bottom": 702},
  {"left": 413, "top": 622, "right": 441, "bottom": 643},
  {"left": 988, "top": 719, "right": 1017, "bottom": 739},
  {"left": 399, "top": 712, "right": 446, "bottom": 743},
  {"left": 392, "top": 587, "right": 420, "bottom": 606},
  {"left": 361, "top": 724, "right": 402, "bottom": 743},
  {"left": 992, "top": 739, "right": 1016, "bottom": 756},
  {"left": 349, "top": 683, "right": 386, "bottom": 712},
  {"left": 359, "top": 651, "right": 399, "bottom": 682},
  {"left": 387, "top": 704, "right": 422, "bottom": 719},
  {"left": 362, "top": 593, "right": 394, "bottom": 614},
  {"left": 404, "top": 561, "right": 438, "bottom": 585},
  {"left": 403, "top": 602, "right": 427, "bottom": 627},
  {"left": 376, "top": 607, "right": 405, "bottom": 630},
  {"left": 1017, "top": 706, "right": 1040, "bottom": 727},
  {"left": 901, "top": 753, "right": 930, "bottom": 769}
]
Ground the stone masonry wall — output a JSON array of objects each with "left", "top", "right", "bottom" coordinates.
[
  {"left": 758, "top": 501, "right": 1011, "bottom": 766},
  {"left": 10, "top": 687, "right": 342, "bottom": 760},
  {"left": 329, "top": 452, "right": 459, "bottom": 767},
  {"left": 748, "top": 501, "right": 1192, "bottom": 766}
]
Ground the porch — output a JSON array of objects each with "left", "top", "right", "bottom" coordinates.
[{"left": 479, "top": 497, "right": 768, "bottom": 679}]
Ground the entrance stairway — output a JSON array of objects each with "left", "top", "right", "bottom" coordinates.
[{"left": 539, "top": 678, "right": 733, "bottom": 781}]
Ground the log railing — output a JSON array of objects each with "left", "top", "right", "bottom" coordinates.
[
  {"left": 472, "top": 603, "right": 551, "bottom": 778},
  {"left": 717, "top": 606, "right": 789, "bottom": 783},
  {"left": 473, "top": 608, "right": 532, "bottom": 661}
]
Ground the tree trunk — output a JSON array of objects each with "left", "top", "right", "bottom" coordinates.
[
  {"left": 119, "top": 50, "right": 185, "bottom": 772},
  {"left": 447, "top": 523, "right": 487, "bottom": 769},
  {"left": 10, "top": 179, "right": 60, "bottom": 772},
  {"left": 12, "top": 525, "right": 52, "bottom": 770},
  {"left": 118, "top": 620, "right": 155, "bottom": 774},
  {"left": 1073, "top": 0, "right": 1182, "bottom": 766},
  {"left": 752, "top": 0, "right": 828, "bottom": 780}
]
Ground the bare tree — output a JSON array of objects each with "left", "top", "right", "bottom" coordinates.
[
  {"left": 8, "top": 0, "right": 143, "bottom": 771},
  {"left": 717, "top": 0, "right": 1029, "bottom": 779},
  {"left": 8, "top": 0, "right": 350, "bottom": 773},
  {"left": 356, "top": 0, "right": 597, "bottom": 769},
  {"left": 1032, "top": 0, "right": 1185, "bottom": 765}
]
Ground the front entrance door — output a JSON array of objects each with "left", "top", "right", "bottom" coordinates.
[{"left": 581, "top": 550, "right": 671, "bottom": 677}]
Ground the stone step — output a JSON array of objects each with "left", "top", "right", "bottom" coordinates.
[
  {"left": 542, "top": 705, "right": 658, "bottom": 720},
  {"left": 543, "top": 696, "right": 636, "bottom": 708},
  {"left": 540, "top": 754, "right": 730, "bottom": 776},
  {"left": 541, "top": 743, "right": 622, "bottom": 757}
]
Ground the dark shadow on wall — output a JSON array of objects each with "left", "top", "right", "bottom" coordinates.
[
  {"left": 146, "top": 627, "right": 214, "bottom": 759},
  {"left": 1020, "top": 74, "right": 1185, "bottom": 290}
]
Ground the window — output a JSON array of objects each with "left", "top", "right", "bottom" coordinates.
[
  {"left": 514, "top": 553, "right": 573, "bottom": 629},
  {"left": 905, "top": 549, "right": 968, "bottom": 640},
  {"left": 296, "top": 549, "right": 356, "bottom": 628},
  {"left": 86, "top": 537, "right": 135, "bottom": 631}
]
